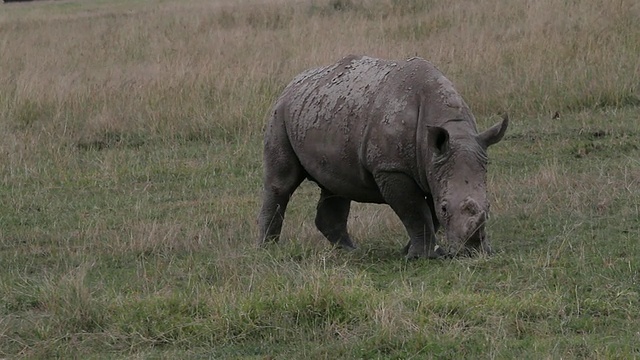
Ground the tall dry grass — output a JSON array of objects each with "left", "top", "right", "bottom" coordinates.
[{"left": 1, "top": 0, "right": 638, "bottom": 157}]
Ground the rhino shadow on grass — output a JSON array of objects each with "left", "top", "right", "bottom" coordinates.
[{"left": 257, "top": 55, "right": 508, "bottom": 259}]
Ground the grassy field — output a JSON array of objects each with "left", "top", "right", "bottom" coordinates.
[{"left": 1, "top": 0, "right": 639, "bottom": 358}]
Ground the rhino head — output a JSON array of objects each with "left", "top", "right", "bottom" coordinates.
[{"left": 427, "top": 114, "right": 508, "bottom": 256}]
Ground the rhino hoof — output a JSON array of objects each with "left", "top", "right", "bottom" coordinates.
[
  {"left": 337, "top": 243, "right": 357, "bottom": 251},
  {"left": 433, "top": 245, "right": 449, "bottom": 258},
  {"left": 334, "top": 238, "right": 357, "bottom": 251},
  {"left": 405, "top": 244, "right": 448, "bottom": 260}
]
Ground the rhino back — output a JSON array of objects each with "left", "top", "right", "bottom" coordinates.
[{"left": 274, "top": 55, "right": 473, "bottom": 201}]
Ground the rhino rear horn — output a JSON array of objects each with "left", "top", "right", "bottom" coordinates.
[{"left": 479, "top": 113, "right": 509, "bottom": 147}]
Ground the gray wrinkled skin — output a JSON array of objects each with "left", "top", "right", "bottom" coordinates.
[{"left": 258, "top": 55, "right": 508, "bottom": 258}]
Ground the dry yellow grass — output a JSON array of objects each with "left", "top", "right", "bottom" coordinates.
[{"left": 1, "top": 0, "right": 638, "bottom": 153}]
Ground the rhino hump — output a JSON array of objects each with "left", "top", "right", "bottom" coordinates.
[{"left": 284, "top": 56, "right": 399, "bottom": 141}]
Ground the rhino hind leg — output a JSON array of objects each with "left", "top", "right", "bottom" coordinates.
[
  {"left": 315, "top": 189, "right": 356, "bottom": 250},
  {"left": 258, "top": 180, "right": 303, "bottom": 245},
  {"left": 257, "top": 115, "right": 306, "bottom": 245},
  {"left": 374, "top": 172, "right": 444, "bottom": 259}
]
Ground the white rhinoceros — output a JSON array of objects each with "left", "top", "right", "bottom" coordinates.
[{"left": 258, "top": 55, "right": 508, "bottom": 258}]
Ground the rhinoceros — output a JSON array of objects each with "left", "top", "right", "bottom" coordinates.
[{"left": 257, "top": 55, "right": 508, "bottom": 258}]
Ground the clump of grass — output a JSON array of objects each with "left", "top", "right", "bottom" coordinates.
[{"left": 1, "top": 263, "right": 109, "bottom": 357}]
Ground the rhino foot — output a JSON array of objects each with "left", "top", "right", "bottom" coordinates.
[
  {"left": 404, "top": 242, "right": 448, "bottom": 259},
  {"left": 335, "top": 237, "right": 357, "bottom": 251}
]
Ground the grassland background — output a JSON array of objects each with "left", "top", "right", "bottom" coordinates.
[{"left": 1, "top": 0, "right": 639, "bottom": 358}]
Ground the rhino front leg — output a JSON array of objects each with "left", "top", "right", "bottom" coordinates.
[
  {"left": 403, "top": 193, "right": 441, "bottom": 255},
  {"left": 374, "top": 172, "right": 445, "bottom": 259},
  {"left": 315, "top": 189, "right": 356, "bottom": 250}
]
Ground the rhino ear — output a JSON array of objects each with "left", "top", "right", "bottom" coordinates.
[
  {"left": 428, "top": 126, "right": 450, "bottom": 156},
  {"left": 479, "top": 113, "right": 509, "bottom": 147}
]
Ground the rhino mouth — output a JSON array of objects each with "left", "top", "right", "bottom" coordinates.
[
  {"left": 447, "top": 212, "right": 492, "bottom": 257},
  {"left": 461, "top": 227, "right": 492, "bottom": 257}
]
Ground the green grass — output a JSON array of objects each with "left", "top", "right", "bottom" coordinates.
[
  {"left": 2, "top": 108, "right": 639, "bottom": 358},
  {"left": 1, "top": 0, "right": 640, "bottom": 358}
]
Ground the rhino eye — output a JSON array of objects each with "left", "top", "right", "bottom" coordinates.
[{"left": 440, "top": 203, "right": 448, "bottom": 216}]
